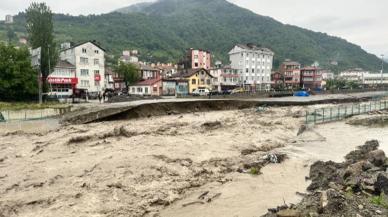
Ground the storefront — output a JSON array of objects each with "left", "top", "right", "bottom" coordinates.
[{"left": 48, "top": 77, "right": 78, "bottom": 98}]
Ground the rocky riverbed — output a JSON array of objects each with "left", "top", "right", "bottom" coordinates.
[{"left": 264, "top": 140, "right": 388, "bottom": 217}]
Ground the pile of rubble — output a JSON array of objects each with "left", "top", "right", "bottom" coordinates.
[{"left": 263, "top": 140, "right": 388, "bottom": 217}]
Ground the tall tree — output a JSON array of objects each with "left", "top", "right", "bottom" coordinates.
[
  {"left": 115, "top": 63, "right": 140, "bottom": 90},
  {"left": 0, "top": 43, "right": 38, "bottom": 101},
  {"left": 25, "top": 2, "right": 58, "bottom": 91},
  {"left": 6, "top": 27, "right": 16, "bottom": 44}
]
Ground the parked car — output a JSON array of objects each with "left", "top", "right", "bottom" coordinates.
[
  {"left": 231, "top": 87, "right": 245, "bottom": 94},
  {"left": 192, "top": 88, "right": 210, "bottom": 96}
]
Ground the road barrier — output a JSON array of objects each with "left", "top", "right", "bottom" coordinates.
[
  {"left": 305, "top": 100, "right": 388, "bottom": 125},
  {"left": 0, "top": 107, "right": 71, "bottom": 122}
]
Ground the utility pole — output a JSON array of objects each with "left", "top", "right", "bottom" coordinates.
[{"left": 381, "top": 54, "right": 384, "bottom": 85}]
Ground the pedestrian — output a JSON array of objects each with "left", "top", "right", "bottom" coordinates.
[
  {"left": 98, "top": 92, "right": 102, "bottom": 103},
  {"left": 103, "top": 91, "right": 106, "bottom": 102}
]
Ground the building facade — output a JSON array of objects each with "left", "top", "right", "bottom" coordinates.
[
  {"left": 60, "top": 41, "right": 105, "bottom": 93},
  {"left": 47, "top": 60, "right": 77, "bottom": 98},
  {"left": 180, "top": 48, "right": 211, "bottom": 70},
  {"left": 300, "top": 67, "right": 322, "bottom": 89},
  {"left": 171, "top": 68, "right": 214, "bottom": 94},
  {"left": 5, "top": 15, "right": 13, "bottom": 24},
  {"left": 128, "top": 78, "right": 162, "bottom": 96},
  {"left": 210, "top": 66, "right": 240, "bottom": 91},
  {"left": 229, "top": 44, "right": 274, "bottom": 91},
  {"left": 119, "top": 50, "right": 139, "bottom": 64},
  {"left": 338, "top": 68, "right": 369, "bottom": 82},
  {"left": 278, "top": 60, "right": 301, "bottom": 88}
]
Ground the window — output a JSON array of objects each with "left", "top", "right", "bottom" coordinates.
[
  {"left": 80, "top": 57, "right": 88, "bottom": 64},
  {"left": 94, "top": 59, "right": 99, "bottom": 65},
  {"left": 94, "top": 50, "right": 99, "bottom": 54},
  {"left": 82, "top": 48, "right": 87, "bottom": 53},
  {"left": 81, "top": 80, "right": 89, "bottom": 87},
  {"left": 132, "top": 87, "right": 135, "bottom": 93},
  {"left": 252, "top": 69, "right": 255, "bottom": 73},
  {"left": 194, "top": 63, "right": 199, "bottom": 67},
  {"left": 95, "top": 81, "right": 100, "bottom": 86},
  {"left": 194, "top": 55, "right": 199, "bottom": 59},
  {"left": 200, "top": 79, "right": 205, "bottom": 85},
  {"left": 192, "top": 79, "right": 196, "bottom": 84},
  {"left": 137, "top": 87, "right": 143, "bottom": 92},
  {"left": 145, "top": 87, "right": 149, "bottom": 93},
  {"left": 81, "top": 69, "right": 89, "bottom": 76},
  {"left": 94, "top": 70, "right": 100, "bottom": 75},
  {"left": 153, "top": 86, "right": 157, "bottom": 92},
  {"left": 206, "top": 79, "right": 211, "bottom": 85}
]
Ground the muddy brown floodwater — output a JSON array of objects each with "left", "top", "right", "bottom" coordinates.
[{"left": 0, "top": 106, "right": 387, "bottom": 217}]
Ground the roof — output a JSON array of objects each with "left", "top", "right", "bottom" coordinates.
[
  {"left": 282, "top": 60, "right": 300, "bottom": 66},
  {"left": 133, "top": 78, "right": 162, "bottom": 86},
  {"left": 135, "top": 63, "right": 158, "bottom": 71},
  {"left": 301, "top": 67, "right": 321, "bottom": 71},
  {"left": 61, "top": 41, "right": 106, "bottom": 52},
  {"left": 235, "top": 44, "right": 273, "bottom": 53},
  {"left": 55, "top": 60, "right": 75, "bottom": 69},
  {"left": 171, "top": 68, "right": 214, "bottom": 79}
]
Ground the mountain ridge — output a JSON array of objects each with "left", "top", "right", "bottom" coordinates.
[{"left": 1, "top": 0, "right": 386, "bottom": 71}]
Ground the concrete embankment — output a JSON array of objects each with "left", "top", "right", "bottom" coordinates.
[{"left": 61, "top": 91, "right": 388, "bottom": 125}]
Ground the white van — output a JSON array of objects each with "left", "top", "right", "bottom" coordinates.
[{"left": 192, "top": 88, "right": 210, "bottom": 96}]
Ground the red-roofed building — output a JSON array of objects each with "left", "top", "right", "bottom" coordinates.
[{"left": 128, "top": 78, "right": 162, "bottom": 96}]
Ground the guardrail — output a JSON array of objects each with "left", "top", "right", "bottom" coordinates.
[{"left": 305, "top": 100, "right": 388, "bottom": 125}]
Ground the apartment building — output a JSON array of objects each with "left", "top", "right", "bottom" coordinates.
[
  {"left": 179, "top": 48, "right": 212, "bottom": 70},
  {"left": 278, "top": 59, "right": 301, "bottom": 88},
  {"left": 47, "top": 60, "right": 77, "bottom": 98},
  {"left": 60, "top": 41, "right": 105, "bottom": 93},
  {"left": 5, "top": 15, "right": 13, "bottom": 24},
  {"left": 210, "top": 66, "right": 241, "bottom": 91},
  {"left": 300, "top": 67, "right": 322, "bottom": 89},
  {"left": 229, "top": 43, "right": 274, "bottom": 90}
]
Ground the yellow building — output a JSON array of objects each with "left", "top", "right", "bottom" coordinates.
[{"left": 172, "top": 68, "right": 214, "bottom": 93}]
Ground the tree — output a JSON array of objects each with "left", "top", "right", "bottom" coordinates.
[
  {"left": 6, "top": 27, "right": 16, "bottom": 43},
  {"left": 0, "top": 43, "right": 38, "bottom": 101},
  {"left": 25, "top": 2, "right": 58, "bottom": 92},
  {"left": 115, "top": 63, "right": 140, "bottom": 89}
]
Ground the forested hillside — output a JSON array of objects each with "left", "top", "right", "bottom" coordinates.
[{"left": 1, "top": 0, "right": 386, "bottom": 72}]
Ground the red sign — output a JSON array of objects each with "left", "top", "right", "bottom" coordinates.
[
  {"left": 47, "top": 77, "right": 78, "bottom": 85},
  {"left": 94, "top": 74, "right": 101, "bottom": 81}
]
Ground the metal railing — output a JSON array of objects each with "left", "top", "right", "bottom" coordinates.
[{"left": 305, "top": 100, "right": 388, "bottom": 125}]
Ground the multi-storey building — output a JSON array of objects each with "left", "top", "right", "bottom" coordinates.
[
  {"left": 338, "top": 68, "right": 369, "bottom": 82},
  {"left": 171, "top": 68, "right": 214, "bottom": 94},
  {"left": 210, "top": 65, "right": 240, "bottom": 91},
  {"left": 229, "top": 44, "right": 274, "bottom": 91},
  {"left": 47, "top": 60, "right": 77, "bottom": 98},
  {"left": 119, "top": 50, "right": 139, "bottom": 64},
  {"left": 179, "top": 48, "right": 211, "bottom": 70},
  {"left": 5, "top": 15, "right": 13, "bottom": 24},
  {"left": 278, "top": 60, "right": 301, "bottom": 88},
  {"left": 60, "top": 41, "right": 105, "bottom": 94},
  {"left": 300, "top": 67, "right": 322, "bottom": 89}
]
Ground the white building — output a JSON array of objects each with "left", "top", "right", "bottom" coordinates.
[
  {"left": 119, "top": 50, "right": 139, "bottom": 64},
  {"left": 229, "top": 44, "right": 274, "bottom": 90},
  {"left": 339, "top": 68, "right": 388, "bottom": 85},
  {"left": 210, "top": 66, "right": 241, "bottom": 91},
  {"left": 60, "top": 41, "right": 105, "bottom": 93},
  {"left": 5, "top": 15, "right": 13, "bottom": 24},
  {"left": 47, "top": 60, "right": 77, "bottom": 98},
  {"left": 338, "top": 68, "right": 369, "bottom": 82}
]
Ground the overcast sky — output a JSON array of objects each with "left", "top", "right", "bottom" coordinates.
[{"left": 0, "top": 0, "right": 386, "bottom": 60}]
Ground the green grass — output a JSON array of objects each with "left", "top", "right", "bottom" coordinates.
[
  {"left": 371, "top": 193, "right": 388, "bottom": 208},
  {"left": 0, "top": 102, "right": 70, "bottom": 111},
  {"left": 249, "top": 167, "right": 260, "bottom": 175}
]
